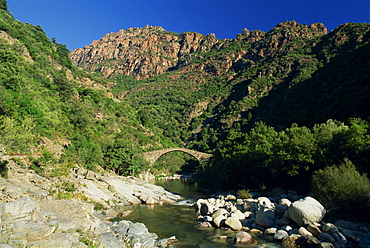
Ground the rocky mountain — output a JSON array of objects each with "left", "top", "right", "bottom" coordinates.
[
  {"left": 70, "top": 22, "right": 328, "bottom": 80},
  {"left": 70, "top": 25, "right": 218, "bottom": 79},
  {"left": 70, "top": 21, "right": 370, "bottom": 152}
]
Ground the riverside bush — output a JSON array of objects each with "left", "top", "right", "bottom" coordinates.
[
  {"left": 236, "top": 189, "right": 252, "bottom": 199},
  {"left": 0, "top": 160, "right": 8, "bottom": 178},
  {"left": 312, "top": 159, "right": 370, "bottom": 218}
]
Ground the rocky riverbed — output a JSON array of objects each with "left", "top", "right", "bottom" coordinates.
[
  {"left": 193, "top": 189, "right": 370, "bottom": 248},
  {"left": 1, "top": 154, "right": 370, "bottom": 248},
  {"left": 0, "top": 158, "right": 182, "bottom": 247}
]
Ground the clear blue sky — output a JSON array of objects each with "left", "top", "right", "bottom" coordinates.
[{"left": 8, "top": 0, "right": 370, "bottom": 51}]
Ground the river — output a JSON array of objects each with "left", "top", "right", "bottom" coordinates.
[{"left": 122, "top": 179, "right": 283, "bottom": 247}]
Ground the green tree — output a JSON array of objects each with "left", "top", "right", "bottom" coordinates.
[
  {"left": 104, "top": 135, "right": 148, "bottom": 176},
  {"left": 0, "top": 0, "right": 7, "bottom": 11}
]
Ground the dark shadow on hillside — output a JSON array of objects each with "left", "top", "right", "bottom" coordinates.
[{"left": 245, "top": 31, "right": 370, "bottom": 130}]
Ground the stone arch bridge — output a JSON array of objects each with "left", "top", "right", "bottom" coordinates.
[{"left": 140, "top": 148, "right": 212, "bottom": 166}]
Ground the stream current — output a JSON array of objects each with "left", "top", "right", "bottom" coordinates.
[{"left": 122, "top": 179, "right": 283, "bottom": 247}]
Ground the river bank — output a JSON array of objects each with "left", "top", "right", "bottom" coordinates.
[
  {"left": 0, "top": 158, "right": 182, "bottom": 247},
  {"left": 193, "top": 190, "right": 370, "bottom": 248},
  {"left": 1, "top": 155, "right": 369, "bottom": 248}
]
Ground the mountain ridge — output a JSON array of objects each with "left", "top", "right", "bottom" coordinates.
[
  {"left": 69, "top": 21, "right": 370, "bottom": 151},
  {"left": 70, "top": 21, "right": 328, "bottom": 79}
]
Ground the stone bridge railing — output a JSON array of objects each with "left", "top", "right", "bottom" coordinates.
[{"left": 140, "top": 148, "right": 212, "bottom": 166}]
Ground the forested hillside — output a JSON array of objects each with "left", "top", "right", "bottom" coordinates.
[{"left": 0, "top": 4, "right": 182, "bottom": 177}]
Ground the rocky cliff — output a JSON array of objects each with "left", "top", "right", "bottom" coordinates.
[
  {"left": 70, "top": 21, "right": 328, "bottom": 80},
  {"left": 70, "top": 25, "right": 218, "bottom": 79}
]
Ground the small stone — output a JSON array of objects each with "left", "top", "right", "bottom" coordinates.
[
  {"left": 319, "top": 242, "right": 335, "bottom": 248},
  {"left": 145, "top": 197, "right": 157, "bottom": 205},
  {"left": 274, "top": 230, "right": 289, "bottom": 240},
  {"left": 275, "top": 204, "right": 289, "bottom": 215},
  {"left": 243, "top": 211, "right": 254, "bottom": 218},
  {"left": 105, "top": 208, "right": 118, "bottom": 218},
  {"left": 249, "top": 228, "right": 263, "bottom": 234},
  {"left": 323, "top": 223, "right": 339, "bottom": 235},
  {"left": 256, "top": 216, "right": 273, "bottom": 228},
  {"left": 282, "top": 234, "right": 302, "bottom": 248},
  {"left": 235, "top": 231, "right": 254, "bottom": 245},
  {"left": 200, "top": 203, "right": 215, "bottom": 216},
  {"left": 258, "top": 197, "right": 274, "bottom": 208},
  {"left": 279, "top": 198, "right": 292, "bottom": 206},
  {"left": 307, "top": 223, "right": 322, "bottom": 237},
  {"left": 278, "top": 216, "right": 291, "bottom": 226},
  {"left": 319, "top": 233, "right": 336, "bottom": 243},
  {"left": 198, "top": 222, "right": 213, "bottom": 228},
  {"left": 265, "top": 227, "right": 277, "bottom": 235},
  {"left": 166, "top": 236, "right": 178, "bottom": 245},
  {"left": 299, "top": 226, "right": 313, "bottom": 236}
]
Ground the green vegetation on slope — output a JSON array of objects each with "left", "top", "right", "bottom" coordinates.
[{"left": 0, "top": 7, "right": 177, "bottom": 177}]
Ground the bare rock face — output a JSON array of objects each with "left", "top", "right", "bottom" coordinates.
[
  {"left": 70, "top": 25, "right": 218, "bottom": 79},
  {"left": 70, "top": 22, "right": 328, "bottom": 82}
]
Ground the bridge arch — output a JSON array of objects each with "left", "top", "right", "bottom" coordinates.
[{"left": 141, "top": 148, "right": 212, "bottom": 167}]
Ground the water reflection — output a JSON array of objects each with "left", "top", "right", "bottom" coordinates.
[
  {"left": 122, "top": 179, "right": 283, "bottom": 247},
  {"left": 155, "top": 178, "right": 208, "bottom": 200},
  {"left": 122, "top": 203, "right": 239, "bottom": 247}
]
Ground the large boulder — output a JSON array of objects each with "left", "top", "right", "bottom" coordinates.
[
  {"left": 287, "top": 197, "right": 326, "bottom": 226},
  {"left": 231, "top": 209, "right": 245, "bottom": 220},
  {"left": 0, "top": 197, "right": 42, "bottom": 222},
  {"left": 95, "top": 232, "right": 126, "bottom": 248},
  {"left": 225, "top": 217, "right": 242, "bottom": 231},
  {"left": 213, "top": 215, "right": 227, "bottom": 227},
  {"left": 256, "top": 207, "right": 275, "bottom": 228},
  {"left": 211, "top": 208, "right": 228, "bottom": 219}
]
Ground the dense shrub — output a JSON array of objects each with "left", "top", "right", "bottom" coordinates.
[
  {"left": 0, "top": 160, "right": 8, "bottom": 178},
  {"left": 312, "top": 159, "right": 370, "bottom": 218}
]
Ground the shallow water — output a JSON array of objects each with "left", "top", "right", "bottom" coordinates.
[{"left": 122, "top": 179, "right": 283, "bottom": 247}]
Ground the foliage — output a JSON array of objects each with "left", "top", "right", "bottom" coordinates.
[
  {"left": 29, "top": 150, "right": 57, "bottom": 175},
  {"left": 0, "top": 117, "right": 38, "bottom": 153},
  {"left": 103, "top": 134, "right": 149, "bottom": 176},
  {"left": 236, "top": 189, "right": 252, "bottom": 199},
  {"left": 0, "top": 160, "right": 8, "bottom": 178},
  {"left": 197, "top": 119, "right": 370, "bottom": 190},
  {"left": 312, "top": 159, "right": 370, "bottom": 219},
  {"left": 0, "top": 0, "right": 7, "bottom": 11}
]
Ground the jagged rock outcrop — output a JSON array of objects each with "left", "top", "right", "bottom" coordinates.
[
  {"left": 70, "top": 22, "right": 327, "bottom": 80},
  {"left": 70, "top": 25, "right": 218, "bottom": 79}
]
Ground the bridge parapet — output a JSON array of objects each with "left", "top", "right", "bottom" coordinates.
[{"left": 140, "top": 148, "right": 212, "bottom": 166}]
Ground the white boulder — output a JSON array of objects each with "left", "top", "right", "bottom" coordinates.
[{"left": 287, "top": 197, "right": 326, "bottom": 226}]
